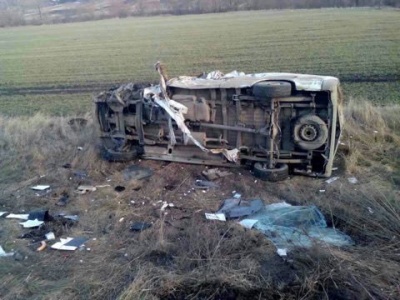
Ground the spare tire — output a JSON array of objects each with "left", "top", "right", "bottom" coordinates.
[
  {"left": 253, "top": 162, "right": 289, "bottom": 182},
  {"left": 252, "top": 81, "right": 292, "bottom": 98},
  {"left": 100, "top": 137, "right": 139, "bottom": 162},
  {"left": 293, "top": 114, "right": 329, "bottom": 150}
]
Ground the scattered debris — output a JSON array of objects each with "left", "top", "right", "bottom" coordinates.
[
  {"left": 161, "top": 201, "right": 175, "bottom": 212},
  {"left": 45, "top": 232, "right": 55, "bottom": 240},
  {"left": 119, "top": 217, "right": 125, "bottom": 223},
  {"left": 73, "top": 170, "right": 87, "bottom": 179},
  {"left": 37, "top": 241, "right": 47, "bottom": 252},
  {"left": 27, "top": 210, "right": 51, "bottom": 222},
  {"left": 51, "top": 237, "right": 88, "bottom": 251},
  {"left": 217, "top": 198, "right": 264, "bottom": 219},
  {"left": 202, "top": 168, "right": 232, "bottom": 181},
  {"left": 31, "top": 185, "right": 50, "bottom": 191},
  {"left": 56, "top": 193, "right": 69, "bottom": 206},
  {"left": 123, "top": 165, "right": 153, "bottom": 181},
  {"left": 348, "top": 177, "right": 358, "bottom": 184},
  {"left": 76, "top": 185, "right": 96, "bottom": 194},
  {"left": 233, "top": 193, "right": 242, "bottom": 199},
  {"left": 277, "top": 248, "right": 287, "bottom": 257},
  {"left": 20, "top": 219, "right": 44, "bottom": 228},
  {"left": 319, "top": 190, "right": 326, "bottom": 193},
  {"left": 130, "top": 222, "right": 152, "bottom": 232},
  {"left": 6, "top": 213, "right": 29, "bottom": 220},
  {"left": 61, "top": 215, "right": 79, "bottom": 221},
  {"left": 62, "top": 163, "right": 72, "bottom": 169},
  {"left": 114, "top": 186, "right": 126, "bottom": 192},
  {"left": 0, "top": 246, "right": 14, "bottom": 257},
  {"left": 0, "top": 212, "right": 8, "bottom": 217},
  {"left": 95, "top": 185, "right": 111, "bottom": 188},
  {"left": 205, "top": 213, "right": 226, "bottom": 221},
  {"left": 239, "top": 219, "right": 258, "bottom": 229},
  {"left": 325, "top": 176, "right": 339, "bottom": 184},
  {"left": 367, "top": 207, "right": 374, "bottom": 214},
  {"left": 239, "top": 202, "right": 354, "bottom": 255},
  {"left": 77, "top": 146, "right": 83, "bottom": 151},
  {"left": 194, "top": 180, "right": 218, "bottom": 189}
]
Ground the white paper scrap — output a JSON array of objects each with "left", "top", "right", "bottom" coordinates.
[
  {"left": 20, "top": 219, "right": 44, "bottom": 228},
  {"left": 6, "top": 213, "right": 29, "bottom": 220},
  {"left": 326, "top": 177, "right": 339, "bottom": 184},
  {"left": 31, "top": 185, "right": 50, "bottom": 191},
  {"left": 239, "top": 219, "right": 258, "bottom": 229},
  {"left": 205, "top": 213, "right": 226, "bottom": 221}
]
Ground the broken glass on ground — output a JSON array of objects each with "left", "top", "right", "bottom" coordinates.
[
  {"left": 240, "top": 202, "right": 354, "bottom": 255},
  {"left": 123, "top": 165, "right": 153, "bottom": 181}
]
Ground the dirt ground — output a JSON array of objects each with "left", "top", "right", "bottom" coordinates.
[{"left": 0, "top": 103, "right": 400, "bottom": 299}]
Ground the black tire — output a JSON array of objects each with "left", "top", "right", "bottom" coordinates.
[
  {"left": 253, "top": 162, "right": 289, "bottom": 182},
  {"left": 252, "top": 81, "right": 292, "bottom": 98},
  {"left": 100, "top": 137, "right": 140, "bottom": 162},
  {"left": 293, "top": 114, "right": 328, "bottom": 150}
]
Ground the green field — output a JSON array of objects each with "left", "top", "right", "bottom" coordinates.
[{"left": 0, "top": 8, "right": 399, "bottom": 115}]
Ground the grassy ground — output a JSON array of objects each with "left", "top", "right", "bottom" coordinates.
[
  {"left": 0, "top": 101, "right": 399, "bottom": 299},
  {"left": 1, "top": 8, "right": 399, "bottom": 116}
]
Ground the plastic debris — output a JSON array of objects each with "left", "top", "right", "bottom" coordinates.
[
  {"left": 0, "top": 246, "right": 14, "bottom": 257},
  {"left": 51, "top": 237, "right": 88, "bottom": 251},
  {"left": 123, "top": 165, "right": 153, "bottom": 181},
  {"left": 76, "top": 185, "right": 96, "bottom": 194},
  {"left": 130, "top": 222, "right": 152, "bottom": 232},
  {"left": 114, "top": 186, "right": 126, "bottom": 192},
  {"left": 6, "top": 214, "right": 27, "bottom": 220},
  {"left": 217, "top": 198, "right": 264, "bottom": 219},
  {"left": 161, "top": 202, "right": 175, "bottom": 212},
  {"left": 240, "top": 202, "right": 354, "bottom": 254},
  {"left": 348, "top": 177, "right": 358, "bottom": 184},
  {"left": 56, "top": 193, "right": 69, "bottom": 206},
  {"left": 205, "top": 213, "right": 226, "bottom": 221},
  {"left": 31, "top": 185, "right": 50, "bottom": 191},
  {"left": 233, "top": 193, "right": 242, "bottom": 199},
  {"left": 37, "top": 241, "right": 47, "bottom": 252},
  {"left": 20, "top": 219, "right": 44, "bottom": 228},
  {"left": 325, "top": 177, "right": 339, "bottom": 184},
  {"left": 277, "top": 248, "right": 287, "bottom": 257},
  {"left": 202, "top": 168, "right": 232, "bottom": 181},
  {"left": 45, "top": 232, "right": 56, "bottom": 240},
  {"left": 194, "top": 180, "right": 218, "bottom": 189}
]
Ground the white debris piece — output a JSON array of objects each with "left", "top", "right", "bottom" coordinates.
[
  {"left": 348, "top": 177, "right": 358, "bottom": 184},
  {"left": 51, "top": 238, "right": 76, "bottom": 251},
  {"left": 0, "top": 246, "right": 14, "bottom": 257},
  {"left": 277, "top": 248, "right": 288, "bottom": 257},
  {"left": 20, "top": 219, "right": 44, "bottom": 228},
  {"left": 325, "top": 177, "right": 339, "bottom": 184},
  {"left": 76, "top": 185, "right": 97, "bottom": 194},
  {"left": 31, "top": 185, "right": 50, "bottom": 191},
  {"left": 239, "top": 219, "right": 258, "bottom": 229},
  {"left": 0, "top": 212, "right": 8, "bottom": 217},
  {"left": 45, "top": 232, "right": 56, "bottom": 240},
  {"left": 6, "top": 213, "right": 29, "bottom": 220},
  {"left": 205, "top": 213, "right": 226, "bottom": 221}
]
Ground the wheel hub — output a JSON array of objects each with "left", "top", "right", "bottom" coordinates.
[{"left": 299, "top": 124, "right": 318, "bottom": 141}]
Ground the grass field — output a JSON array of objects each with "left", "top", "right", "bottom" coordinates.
[{"left": 0, "top": 8, "right": 399, "bottom": 115}]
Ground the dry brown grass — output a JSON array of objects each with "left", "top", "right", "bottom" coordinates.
[{"left": 0, "top": 100, "right": 399, "bottom": 299}]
